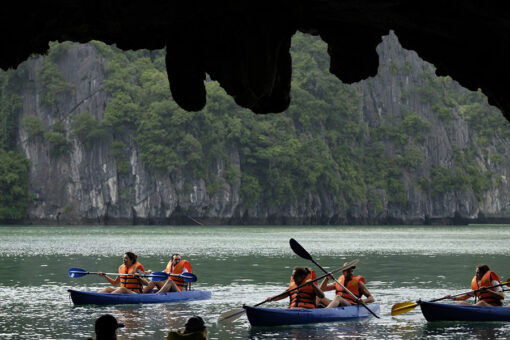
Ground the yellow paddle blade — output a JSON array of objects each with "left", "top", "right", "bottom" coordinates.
[
  {"left": 504, "top": 278, "right": 510, "bottom": 286},
  {"left": 391, "top": 301, "right": 419, "bottom": 316}
]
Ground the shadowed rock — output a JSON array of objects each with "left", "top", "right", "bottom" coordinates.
[{"left": 1, "top": 1, "right": 509, "bottom": 119}]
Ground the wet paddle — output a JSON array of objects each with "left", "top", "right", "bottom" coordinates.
[
  {"left": 391, "top": 277, "right": 510, "bottom": 316},
  {"left": 68, "top": 268, "right": 197, "bottom": 282},
  {"left": 289, "top": 238, "right": 380, "bottom": 318},
  {"left": 217, "top": 260, "right": 359, "bottom": 323}
]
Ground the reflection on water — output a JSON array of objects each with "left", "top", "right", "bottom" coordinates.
[
  {"left": 247, "top": 321, "right": 373, "bottom": 340},
  {"left": 0, "top": 225, "right": 510, "bottom": 339},
  {"left": 419, "top": 322, "right": 507, "bottom": 340}
]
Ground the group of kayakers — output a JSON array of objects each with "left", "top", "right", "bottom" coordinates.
[
  {"left": 265, "top": 262, "right": 508, "bottom": 310},
  {"left": 98, "top": 251, "right": 192, "bottom": 295},
  {"left": 265, "top": 261, "right": 374, "bottom": 309},
  {"left": 95, "top": 252, "right": 508, "bottom": 310}
]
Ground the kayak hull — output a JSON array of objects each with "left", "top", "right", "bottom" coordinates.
[
  {"left": 68, "top": 289, "right": 211, "bottom": 305},
  {"left": 420, "top": 301, "right": 510, "bottom": 322},
  {"left": 245, "top": 304, "right": 380, "bottom": 326}
]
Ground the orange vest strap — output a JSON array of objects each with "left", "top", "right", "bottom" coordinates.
[
  {"left": 119, "top": 262, "right": 145, "bottom": 293},
  {"left": 335, "top": 275, "right": 365, "bottom": 304},
  {"left": 288, "top": 283, "right": 316, "bottom": 309}
]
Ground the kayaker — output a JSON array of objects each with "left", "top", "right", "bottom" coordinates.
[
  {"left": 98, "top": 251, "right": 148, "bottom": 294},
  {"left": 265, "top": 266, "right": 325, "bottom": 309},
  {"left": 320, "top": 261, "right": 374, "bottom": 308},
  {"left": 166, "top": 316, "right": 208, "bottom": 340},
  {"left": 445, "top": 264, "right": 504, "bottom": 306},
  {"left": 143, "top": 253, "right": 193, "bottom": 294}
]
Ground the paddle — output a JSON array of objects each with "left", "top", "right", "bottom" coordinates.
[
  {"left": 68, "top": 268, "right": 197, "bottom": 282},
  {"left": 289, "top": 238, "right": 380, "bottom": 319},
  {"left": 391, "top": 277, "right": 510, "bottom": 316},
  {"left": 217, "top": 259, "right": 359, "bottom": 323},
  {"left": 174, "top": 272, "right": 197, "bottom": 282}
]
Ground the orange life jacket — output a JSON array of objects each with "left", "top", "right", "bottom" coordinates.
[
  {"left": 335, "top": 275, "right": 365, "bottom": 305},
  {"left": 471, "top": 270, "right": 502, "bottom": 306},
  {"left": 287, "top": 270, "right": 317, "bottom": 309},
  {"left": 165, "top": 259, "right": 192, "bottom": 291},
  {"left": 119, "top": 262, "right": 145, "bottom": 293}
]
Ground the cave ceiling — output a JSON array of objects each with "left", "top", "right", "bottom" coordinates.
[{"left": 1, "top": 1, "right": 509, "bottom": 120}]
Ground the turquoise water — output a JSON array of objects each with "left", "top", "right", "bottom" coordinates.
[{"left": 0, "top": 225, "right": 509, "bottom": 339}]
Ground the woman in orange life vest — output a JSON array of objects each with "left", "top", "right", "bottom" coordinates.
[
  {"left": 142, "top": 253, "right": 193, "bottom": 294},
  {"left": 98, "top": 252, "right": 148, "bottom": 294},
  {"left": 319, "top": 262, "right": 374, "bottom": 308},
  {"left": 264, "top": 266, "right": 325, "bottom": 309},
  {"left": 445, "top": 264, "right": 504, "bottom": 306}
]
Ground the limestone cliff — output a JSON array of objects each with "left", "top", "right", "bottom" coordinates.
[{"left": 14, "top": 33, "right": 510, "bottom": 224}]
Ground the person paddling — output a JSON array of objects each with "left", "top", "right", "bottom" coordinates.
[
  {"left": 319, "top": 261, "right": 374, "bottom": 308},
  {"left": 445, "top": 264, "right": 504, "bottom": 306},
  {"left": 98, "top": 252, "right": 148, "bottom": 294},
  {"left": 264, "top": 266, "right": 325, "bottom": 309},
  {"left": 143, "top": 253, "right": 193, "bottom": 294}
]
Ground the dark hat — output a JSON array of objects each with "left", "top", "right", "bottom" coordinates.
[
  {"left": 184, "top": 316, "right": 206, "bottom": 332},
  {"left": 95, "top": 314, "right": 124, "bottom": 334}
]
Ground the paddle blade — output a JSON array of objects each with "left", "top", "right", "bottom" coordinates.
[
  {"left": 150, "top": 272, "right": 170, "bottom": 282},
  {"left": 181, "top": 272, "right": 197, "bottom": 282},
  {"left": 391, "top": 301, "right": 419, "bottom": 316},
  {"left": 217, "top": 308, "right": 245, "bottom": 323},
  {"left": 289, "top": 238, "right": 312, "bottom": 260},
  {"left": 68, "top": 267, "right": 88, "bottom": 278}
]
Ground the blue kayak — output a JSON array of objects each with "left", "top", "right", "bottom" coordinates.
[
  {"left": 420, "top": 301, "right": 510, "bottom": 322},
  {"left": 244, "top": 304, "right": 380, "bottom": 326},
  {"left": 68, "top": 289, "right": 211, "bottom": 305}
]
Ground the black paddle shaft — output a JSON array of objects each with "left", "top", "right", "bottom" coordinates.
[{"left": 289, "top": 238, "right": 379, "bottom": 319}]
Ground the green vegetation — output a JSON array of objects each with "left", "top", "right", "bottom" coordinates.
[
  {"left": 21, "top": 116, "right": 46, "bottom": 141},
  {"left": 0, "top": 69, "right": 30, "bottom": 221},
  {"left": 44, "top": 122, "right": 69, "bottom": 157},
  {"left": 70, "top": 111, "right": 108, "bottom": 147},
  {"left": 81, "top": 35, "right": 510, "bottom": 208},
  {"left": 1, "top": 34, "right": 509, "bottom": 221},
  {"left": 38, "top": 60, "right": 73, "bottom": 108},
  {"left": 0, "top": 150, "right": 31, "bottom": 220}
]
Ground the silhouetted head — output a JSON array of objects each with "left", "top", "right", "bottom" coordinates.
[
  {"left": 184, "top": 316, "right": 206, "bottom": 333},
  {"left": 95, "top": 314, "right": 124, "bottom": 340}
]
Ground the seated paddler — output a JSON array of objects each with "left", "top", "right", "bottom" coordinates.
[
  {"left": 264, "top": 266, "right": 325, "bottom": 309},
  {"left": 319, "top": 261, "right": 374, "bottom": 308},
  {"left": 98, "top": 251, "right": 148, "bottom": 294},
  {"left": 445, "top": 264, "right": 504, "bottom": 306},
  {"left": 143, "top": 253, "right": 193, "bottom": 294}
]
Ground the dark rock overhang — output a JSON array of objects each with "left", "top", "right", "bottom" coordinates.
[{"left": 2, "top": 1, "right": 509, "bottom": 120}]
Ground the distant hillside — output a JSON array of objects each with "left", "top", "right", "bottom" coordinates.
[{"left": 1, "top": 32, "right": 510, "bottom": 225}]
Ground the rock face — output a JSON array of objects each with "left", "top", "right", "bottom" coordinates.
[
  {"left": 2, "top": 2, "right": 510, "bottom": 120},
  {"left": 15, "top": 33, "right": 510, "bottom": 225}
]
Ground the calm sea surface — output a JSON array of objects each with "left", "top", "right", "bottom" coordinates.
[{"left": 0, "top": 225, "right": 510, "bottom": 339}]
